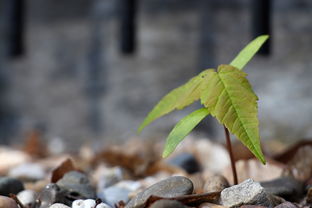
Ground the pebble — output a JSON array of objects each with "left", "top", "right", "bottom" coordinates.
[
  {"left": 0, "top": 177, "right": 24, "bottom": 196},
  {"left": 9, "top": 163, "right": 45, "bottom": 180},
  {"left": 203, "top": 174, "right": 229, "bottom": 192},
  {"left": 199, "top": 202, "right": 226, "bottom": 208},
  {"left": 0, "top": 147, "right": 31, "bottom": 174},
  {"left": 57, "top": 171, "right": 96, "bottom": 199},
  {"left": 260, "top": 176, "right": 304, "bottom": 202},
  {"left": 274, "top": 202, "right": 298, "bottom": 208},
  {"left": 220, "top": 179, "right": 271, "bottom": 208},
  {"left": 49, "top": 203, "right": 70, "bottom": 208},
  {"left": 125, "top": 176, "right": 193, "bottom": 208},
  {"left": 0, "top": 196, "right": 19, "bottom": 208},
  {"left": 149, "top": 199, "right": 188, "bottom": 208},
  {"left": 98, "top": 185, "right": 131, "bottom": 206},
  {"left": 35, "top": 183, "right": 66, "bottom": 208},
  {"left": 17, "top": 189, "right": 37, "bottom": 206},
  {"left": 166, "top": 152, "right": 201, "bottom": 174},
  {"left": 72, "top": 199, "right": 111, "bottom": 208},
  {"left": 96, "top": 166, "right": 124, "bottom": 190}
]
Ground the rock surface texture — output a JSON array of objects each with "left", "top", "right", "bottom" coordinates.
[{"left": 220, "top": 179, "right": 270, "bottom": 208}]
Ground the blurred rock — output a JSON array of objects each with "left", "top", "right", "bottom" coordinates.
[
  {"left": 49, "top": 203, "right": 70, "bottom": 208},
  {"left": 9, "top": 163, "right": 45, "bottom": 181},
  {"left": 166, "top": 152, "right": 201, "bottom": 174},
  {"left": 222, "top": 159, "right": 283, "bottom": 184},
  {"left": 149, "top": 199, "right": 188, "bottom": 208},
  {"left": 260, "top": 176, "right": 304, "bottom": 202},
  {"left": 0, "top": 147, "right": 31, "bottom": 174},
  {"left": 56, "top": 171, "right": 96, "bottom": 200},
  {"left": 17, "top": 189, "right": 37, "bottom": 207},
  {"left": 221, "top": 179, "right": 271, "bottom": 208},
  {"left": 125, "top": 176, "right": 193, "bottom": 208},
  {"left": 0, "top": 196, "right": 18, "bottom": 208},
  {"left": 203, "top": 174, "right": 229, "bottom": 193},
  {"left": 94, "top": 165, "right": 124, "bottom": 190},
  {"left": 282, "top": 146, "right": 312, "bottom": 182},
  {"left": 0, "top": 177, "right": 24, "bottom": 196},
  {"left": 274, "top": 202, "right": 298, "bottom": 208},
  {"left": 98, "top": 185, "right": 131, "bottom": 207},
  {"left": 199, "top": 203, "right": 226, "bottom": 208},
  {"left": 35, "top": 183, "right": 65, "bottom": 208}
]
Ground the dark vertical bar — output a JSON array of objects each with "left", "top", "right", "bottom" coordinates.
[
  {"left": 120, "top": 0, "right": 137, "bottom": 54},
  {"left": 8, "top": 0, "right": 25, "bottom": 57},
  {"left": 251, "top": 0, "right": 271, "bottom": 55}
]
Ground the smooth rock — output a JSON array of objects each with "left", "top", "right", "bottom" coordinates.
[
  {"left": 125, "top": 176, "right": 193, "bottom": 208},
  {"left": 306, "top": 187, "right": 312, "bottom": 204},
  {"left": 35, "top": 183, "right": 67, "bottom": 208},
  {"left": 56, "top": 171, "right": 96, "bottom": 200},
  {"left": 49, "top": 203, "right": 70, "bottom": 208},
  {"left": 96, "top": 202, "right": 112, "bottom": 208},
  {"left": 0, "top": 196, "right": 19, "bottom": 208},
  {"left": 167, "top": 153, "right": 201, "bottom": 174},
  {"left": 204, "top": 175, "right": 229, "bottom": 192},
  {"left": 17, "top": 189, "right": 37, "bottom": 206},
  {"left": 199, "top": 202, "right": 226, "bottom": 208},
  {"left": 9, "top": 163, "right": 45, "bottom": 180},
  {"left": 221, "top": 179, "right": 271, "bottom": 208},
  {"left": 0, "top": 147, "right": 31, "bottom": 174},
  {"left": 260, "top": 176, "right": 304, "bottom": 202},
  {"left": 72, "top": 199, "right": 112, "bottom": 208},
  {"left": 274, "top": 202, "right": 298, "bottom": 208},
  {"left": 96, "top": 166, "right": 124, "bottom": 190},
  {"left": 98, "top": 186, "right": 131, "bottom": 207},
  {"left": 0, "top": 177, "right": 24, "bottom": 196},
  {"left": 149, "top": 199, "right": 188, "bottom": 208}
]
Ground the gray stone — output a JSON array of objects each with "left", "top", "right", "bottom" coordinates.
[
  {"left": 260, "top": 176, "right": 304, "bottom": 202},
  {"left": 0, "top": 177, "right": 24, "bottom": 196},
  {"left": 149, "top": 199, "right": 188, "bottom": 208},
  {"left": 125, "top": 176, "right": 193, "bottom": 208},
  {"left": 221, "top": 179, "right": 271, "bottom": 208},
  {"left": 204, "top": 175, "right": 229, "bottom": 192},
  {"left": 35, "top": 183, "right": 65, "bottom": 208},
  {"left": 98, "top": 186, "right": 130, "bottom": 207},
  {"left": 167, "top": 153, "right": 201, "bottom": 174},
  {"left": 56, "top": 171, "right": 96, "bottom": 199}
]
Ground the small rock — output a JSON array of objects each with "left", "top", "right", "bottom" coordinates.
[
  {"left": 17, "top": 189, "right": 37, "bottom": 207},
  {"left": 72, "top": 199, "right": 84, "bottom": 208},
  {"left": 9, "top": 163, "right": 45, "bottom": 180},
  {"left": 72, "top": 199, "right": 112, "bottom": 208},
  {"left": 240, "top": 206, "right": 267, "bottom": 208},
  {"left": 0, "top": 177, "right": 24, "bottom": 196},
  {"left": 260, "top": 176, "right": 304, "bottom": 202},
  {"left": 83, "top": 199, "right": 96, "bottom": 208},
  {"left": 96, "top": 166, "right": 124, "bottom": 189},
  {"left": 125, "top": 176, "right": 193, "bottom": 208},
  {"left": 0, "top": 147, "right": 31, "bottom": 174},
  {"left": 306, "top": 187, "right": 312, "bottom": 204},
  {"left": 49, "top": 203, "right": 70, "bottom": 208},
  {"left": 149, "top": 199, "right": 188, "bottom": 208},
  {"left": 204, "top": 175, "right": 229, "bottom": 192},
  {"left": 274, "top": 202, "right": 298, "bottom": 208},
  {"left": 57, "top": 171, "right": 96, "bottom": 199},
  {"left": 166, "top": 153, "right": 201, "bottom": 174},
  {"left": 199, "top": 202, "right": 226, "bottom": 208},
  {"left": 96, "top": 202, "right": 112, "bottom": 208},
  {"left": 35, "top": 183, "right": 69, "bottom": 208},
  {"left": 221, "top": 179, "right": 271, "bottom": 208},
  {"left": 98, "top": 185, "right": 131, "bottom": 206},
  {"left": 0, "top": 196, "right": 19, "bottom": 208}
]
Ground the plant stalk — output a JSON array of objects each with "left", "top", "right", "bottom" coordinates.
[{"left": 223, "top": 125, "right": 238, "bottom": 185}]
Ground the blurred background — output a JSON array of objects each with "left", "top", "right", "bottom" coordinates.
[{"left": 0, "top": 0, "right": 312, "bottom": 151}]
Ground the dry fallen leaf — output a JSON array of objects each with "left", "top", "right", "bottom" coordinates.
[{"left": 50, "top": 158, "right": 77, "bottom": 183}]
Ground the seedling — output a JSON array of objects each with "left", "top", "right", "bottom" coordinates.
[{"left": 138, "top": 35, "right": 269, "bottom": 184}]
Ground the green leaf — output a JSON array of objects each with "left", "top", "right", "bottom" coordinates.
[
  {"left": 230, "top": 35, "right": 269, "bottom": 70},
  {"left": 138, "top": 69, "right": 214, "bottom": 133},
  {"left": 201, "top": 64, "right": 266, "bottom": 164},
  {"left": 162, "top": 108, "right": 210, "bottom": 158}
]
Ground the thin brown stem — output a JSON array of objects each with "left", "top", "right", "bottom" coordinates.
[{"left": 223, "top": 125, "right": 238, "bottom": 185}]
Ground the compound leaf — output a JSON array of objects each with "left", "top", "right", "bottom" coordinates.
[
  {"left": 162, "top": 108, "right": 210, "bottom": 158},
  {"left": 230, "top": 35, "right": 269, "bottom": 70},
  {"left": 138, "top": 69, "right": 214, "bottom": 133},
  {"left": 201, "top": 64, "right": 265, "bottom": 164}
]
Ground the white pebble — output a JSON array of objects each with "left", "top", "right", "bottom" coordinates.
[
  {"left": 17, "top": 190, "right": 37, "bottom": 206},
  {"left": 83, "top": 199, "right": 96, "bottom": 208},
  {"left": 96, "top": 203, "right": 111, "bottom": 208},
  {"left": 49, "top": 203, "right": 70, "bottom": 208},
  {"left": 72, "top": 199, "right": 84, "bottom": 208}
]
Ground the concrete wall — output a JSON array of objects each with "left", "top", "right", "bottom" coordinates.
[{"left": 1, "top": 0, "right": 312, "bottom": 149}]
